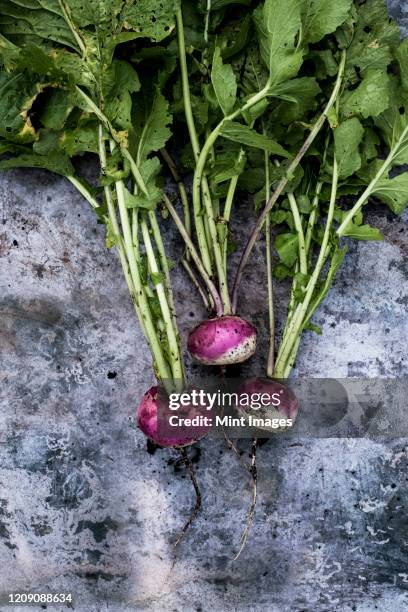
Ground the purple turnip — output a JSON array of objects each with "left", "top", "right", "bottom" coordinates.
[
  {"left": 187, "top": 315, "right": 257, "bottom": 365},
  {"left": 136, "top": 386, "right": 209, "bottom": 448}
]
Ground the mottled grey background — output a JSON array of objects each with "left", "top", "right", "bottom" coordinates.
[{"left": 1, "top": 4, "right": 408, "bottom": 611}]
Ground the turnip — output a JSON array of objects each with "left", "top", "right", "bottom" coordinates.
[
  {"left": 237, "top": 378, "right": 298, "bottom": 422},
  {"left": 136, "top": 386, "right": 209, "bottom": 448},
  {"left": 187, "top": 315, "right": 257, "bottom": 365}
]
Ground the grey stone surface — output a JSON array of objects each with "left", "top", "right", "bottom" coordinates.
[{"left": 1, "top": 5, "right": 408, "bottom": 610}]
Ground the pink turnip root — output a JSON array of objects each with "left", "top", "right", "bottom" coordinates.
[
  {"left": 187, "top": 315, "right": 257, "bottom": 365},
  {"left": 136, "top": 386, "right": 209, "bottom": 448}
]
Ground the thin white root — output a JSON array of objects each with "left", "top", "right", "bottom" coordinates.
[
  {"left": 234, "top": 438, "right": 258, "bottom": 560},
  {"left": 172, "top": 448, "right": 202, "bottom": 567}
]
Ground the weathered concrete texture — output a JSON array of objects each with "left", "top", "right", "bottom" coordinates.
[{"left": 1, "top": 5, "right": 408, "bottom": 609}]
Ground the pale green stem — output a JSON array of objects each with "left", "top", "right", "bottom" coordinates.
[
  {"left": 115, "top": 179, "right": 173, "bottom": 381},
  {"left": 305, "top": 181, "right": 323, "bottom": 254},
  {"left": 176, "top": 8, "right": 213, "bottom": 275},
  {"left": 140, "top": 215, "right": 184, "bottom": 386},
  {"left": 163, "top": 193, "right": 223, "bottom": 316},
  {"left": 232, "top": 50, "right": 347, "bottom": 313},
  {"left": 182, "top": 258, "right": 212, "bottom": 311},
  {"left": 148, "top": 210, "right": 187, "bottom": 383},
  {"left": 99, "top": 128, "right": 171, "bottom": 378},
  {"left": 204, "top": 0, "right": 211, "bottom": 43},
  {"left": 192, "top": 87, "right": 271, "bottom": 314},
  {"left": 287, "top": 192, "right": 307, "bottom": 275},
  {"left": 222, "top": 149, "right": 245, "bottom": 269},
  {"left": 274, "top": 158, "right": 339, "bottom": 378},
  {"left": 160, "top": 148, "right": 192, "bottom": 260},
  {"left": 59, "top": 0, "right": 86, "bottom": 54},
  {"left": 67, "top": 175, "right": 99, "bottom": 209},
  {"left": 222, "top": 174, "right": 239, "bottom": 270},
  {"left": 337, "top": 123, "right": 408, "bottom": 236}
]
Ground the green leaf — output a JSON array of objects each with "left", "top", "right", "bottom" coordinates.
[
  {"left": 121, "top": 0, "right": 177, "bottom": 42},
  {"left": 61, "top": 124, "right": 99, "bottom": 156},
  {"left": 298, "top": 195, "right": 312, "bottom": 214},
  {"left": 344, "top": 0, "right": 400, "bottom": 83},
  {"left": 341, "top": 70, "right": 391, "bottom": 119},
  {"left": 220, "top": 121, "right": 290, "bottom": 157},
  {"left": 123, "top": 185, "right": 162, "bottom": 210},
  {"left": 211, "top": 47, "right": 237, "bottom": 116},
  {"left": 361, "top": 128, "right": 380, "bottom": 164},
  {"left": 217, "top": 13, "right": 251, "bottom": 60},
  {"left": 341, "top": 223, "right": 384, "bottom": 240},
  {"left": 301, "top": 0, "right": 352, "bottom": 45},
  {"left": 0, "top": 150, "right": 73, "bottom": 175},
  {"left": 374, "top": 97, "right": 408, "bottom": 166},
  {"left": 305, "top": 322, "right": 322, "bottom": 335},
  {"left": 103, "top": 60, "right": 140, "bottom": 129},
  {"left": 305, "top": 245, "right": 347, "bottom": 325},
  {"left": 209, "top": 152, "right": 247, "bottom": 185},
  {"left": 275, "top": 232, "right": 299, "bottom": 267},
  {"left": 273, "top": 263, "right": 293, "bottom": 280},
  {"left": 132, "top": 89, "right": 172, "bottom": 164},
  {"left": 0, "top": 0, "right": 79, "bottom": 50},
  {"left": 139, "top": 156, "right": 161, "bottom": 185},
  {"left": 334, "top": 118, "right": 364, "bottom": 178},
  {"left": 40, "top": 89, "right": 74, "bottom": 130},
  {"left": 253, "top": 0, "right": 303, "bottom": 86},
  {"left": 308, "top": 49, "right": 339, "bottom": 80},
  {"left": 271, "top": 77, "right": 321, "bottom": 124},
  {"left": 371, "top": 172, "right": 408, "bottom": 215},
  {"left": 396, "top": 38, "right": 408, "bottom": 93},
  {"left": 0, "top": 71, "right": 44, "bottom": 142},
  {"left": 105, "top": 217, "right": 118, "bottom": 248}
]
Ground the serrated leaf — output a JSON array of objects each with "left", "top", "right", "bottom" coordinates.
[
  {"left": 133, "top": 89, "right": 172, "bottom": 164},
  {"left": 139, "top": 156, "right": 161, "bottom": 185},
  {"left": 305, "top": 245, "right": 347, "bottom": 326},
  {"left": 121, "top": 0, "right": 177, "bottom": 43},
  {"left": 345, "top": 0, "right": 400, "bottom": 83},
  {"left": 103, "top": 60, "right": 140, "bottom": 129},
  {"left": 253, "top": 0, "right": 303, "bottom": 86},
  {"left": 220, "top": 121, "right": 290, "bottom": 157},
  {"left": 334, "top": 118, "right": 364, "bottom": 178},
  {"left": 275, "top": 232, "right": 299, "bottom": 267},
  {"left": 342, "top": 70, "right": 391, "bottom": 119},
  {"left": 371, "top": 172, "right": 408, "bottom": 215},
  {"left": 301, "top": 0, "right": 352, "bottom": 45},
  {"left": 211, "top": 47, "right": 237, "bottom": 116},
  {"left": 124, "top": 185, "right": 162, "bottom": 210}
]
